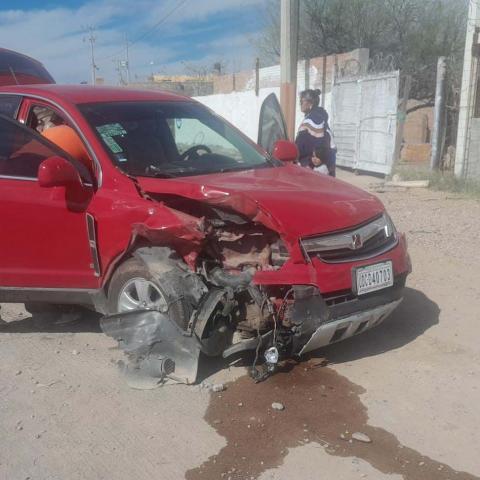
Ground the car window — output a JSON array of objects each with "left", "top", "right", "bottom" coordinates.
[
  {"left": 0, "top": 115, "right": 90, "bottom": 181},
  {"left": 27, "top": 104, "right": 67, "bottom": 133},
  {"left": 0, "top": 95, "right": 21, "bottom": 118}
]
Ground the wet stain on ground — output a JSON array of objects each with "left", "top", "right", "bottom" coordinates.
[{"left": 186, "top": 360, "right": 479, "bottom": 480}]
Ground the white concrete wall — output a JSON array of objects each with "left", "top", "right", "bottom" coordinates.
[
  {"left": 194, "top": 87, "right": 332, "bottom": 144},
  {"left": 455, "top": 0, "right": 480, "bottom": 179}
]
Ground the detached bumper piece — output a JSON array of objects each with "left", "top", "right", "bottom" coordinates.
[{"left": 100, "top": 310, "right": 201, "bottom": 389}]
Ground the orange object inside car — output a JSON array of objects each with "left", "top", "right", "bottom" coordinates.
[{"left": 42, "top": 125, "right": 91, "bottom": 171}]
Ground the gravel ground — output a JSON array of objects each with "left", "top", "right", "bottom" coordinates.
[{"left": 372, "top": 183, "right": 480, "bottom": 268}]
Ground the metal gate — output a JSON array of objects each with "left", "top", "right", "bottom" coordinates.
[{"left": 332, "top": 71, "right": 399, "bottom": 175}]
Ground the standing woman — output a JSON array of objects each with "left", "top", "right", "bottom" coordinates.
[{"left": 295, "top": 89, "right": 336, "bottom": 176}]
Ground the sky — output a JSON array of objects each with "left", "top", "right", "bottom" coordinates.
[{"left": 0, "top": 0, "right": 269, "bottom": 84}]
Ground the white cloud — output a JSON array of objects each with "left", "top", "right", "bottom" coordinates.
[
  {"left": 0, "top": 0, "right": 265, "bottom": 83},
  {"left": 0, "top": 1, "right": 137, "bottom": 82}
]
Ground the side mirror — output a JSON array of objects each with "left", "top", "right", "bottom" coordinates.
[
  {"left": 38, "top": 156, "right": 83, "bottom": 188},
  {"left": 272, "top": 139, "right": 298, "bottom": 163}
]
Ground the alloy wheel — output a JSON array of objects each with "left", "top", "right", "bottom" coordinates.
[{"left": 117, "top": 277, "right": 168, "bottom": 313}]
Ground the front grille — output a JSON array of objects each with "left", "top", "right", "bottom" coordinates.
[
  {"left": 318, "top": 230, "right": 396, "bottom": 262},
  {"left": 301, "top": 213, "right": 398, "bottom": 263}
]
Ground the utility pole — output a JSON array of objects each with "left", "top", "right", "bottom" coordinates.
[
  {"left": 84, "top": 26, "right": 98, "bottom": 85},
  {"left": 125, "top": 33, "right": 131, "bottom": 85},
  {"left": 114, "top": 59, "right": 125, "bottom": 85},
  {"left": 280, "top": 0, "right": 299, "bottom": 140},
  {"left": 431, "top": 57, "right": 447, "bottom": 170}
]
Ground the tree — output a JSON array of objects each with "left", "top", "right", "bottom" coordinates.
[{"left": 257, "top": 0, "right": 467, "bottom": 101}]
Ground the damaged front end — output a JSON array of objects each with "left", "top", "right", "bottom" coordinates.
[{"left": 101, "top": 192, "right": 404, "bottom": 387}]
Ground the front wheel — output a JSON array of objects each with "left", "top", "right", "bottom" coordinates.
[{"left": 106, "top": 256, "right": 192, "bottom": 330}]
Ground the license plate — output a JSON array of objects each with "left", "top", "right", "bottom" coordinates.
[{"left": 354, "top": 261, "right": 393, "bottom": 295}]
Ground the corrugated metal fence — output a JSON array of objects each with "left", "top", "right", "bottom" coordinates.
[{"left": 332, "top": 71, "right": 399, "bottom": 175}]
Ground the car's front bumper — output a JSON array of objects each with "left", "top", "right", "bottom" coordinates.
[
  {"left": 286, "top": 273, "right": 405, "bottom": 355},
  {"left": 299, "top": 298, "right": 402, "bottom": 354}
]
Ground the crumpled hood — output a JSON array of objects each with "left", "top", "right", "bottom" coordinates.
[{"left": 136, "top": 164, "right": 384, "bottom": 239}]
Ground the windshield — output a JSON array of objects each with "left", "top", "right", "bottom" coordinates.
[{"left": 78, "top": 101, "right": 273, "bottom": 178}]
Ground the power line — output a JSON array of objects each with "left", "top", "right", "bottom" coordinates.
[
  {"left": 129, "top": 0, "right": 188, "bottom": 47},
  {"left": 96, "top": 0, "right": 188, "bottom": 64}
]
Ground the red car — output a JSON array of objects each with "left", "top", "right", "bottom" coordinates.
[
  {"left": 0, "top": 48, "right": 55, "bottom": 87},
  {"left": 0, "top": 53, "right": 410, "bottom": 383}
]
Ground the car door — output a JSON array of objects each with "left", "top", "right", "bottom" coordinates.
[
  {"left": 0, "top": 115, "right": 97, "bottom": 289},
  {"left": 257, "top": 93, "right": 288, "bottom": 154}
]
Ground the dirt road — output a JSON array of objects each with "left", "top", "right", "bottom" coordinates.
[{"left": 1, "top": 170, "right": 479, "bottom": 480}]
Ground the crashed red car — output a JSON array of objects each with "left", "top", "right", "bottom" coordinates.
[{"left": 0, "top": 81, "right": 411, "bottom": 384}]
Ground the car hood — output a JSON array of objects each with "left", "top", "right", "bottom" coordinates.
[{"left": 136, "top": 164, "right": 384, "bottom": 239}]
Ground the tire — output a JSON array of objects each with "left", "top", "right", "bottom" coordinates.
[{"left": 106, "top": 256, "right": 192, "bottom": 330}]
